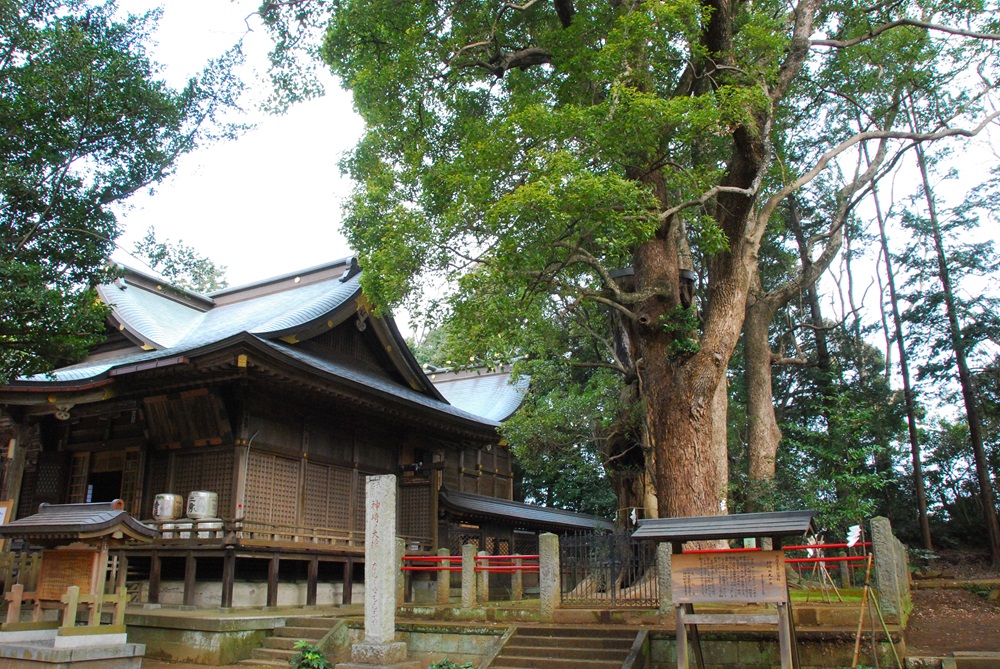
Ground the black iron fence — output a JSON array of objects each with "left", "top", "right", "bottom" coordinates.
[{"left": 560, "top": 531, "right": 658, "bottom": 608}]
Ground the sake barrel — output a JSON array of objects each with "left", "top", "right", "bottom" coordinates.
[
  {"left": 152, "top": 493, "right": 184, "bottom": 521},
  {"left": 187, "top": 491, "right": 219, "bottom": 519}
]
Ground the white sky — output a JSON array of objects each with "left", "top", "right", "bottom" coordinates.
[{"left": 112, "top": 1, "right": 363, "bottom": 287}]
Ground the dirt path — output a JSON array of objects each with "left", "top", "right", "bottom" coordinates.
[{"left": 905, "top": 588, "right": 1000, "bottom": 654}]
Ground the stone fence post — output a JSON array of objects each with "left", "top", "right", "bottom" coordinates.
[
  {"left": 657, "top": 542, "right": 672, "bottom": 614},
  {"left": 476, "top": 550, "right": 490, "bottom": 603},
  {"left": 436, "top": 548, "right": 451, "bottom": 605},
  {"left": 539, "top": 532, "right": 560, "bottom": 622},
  {"left": 461, "top": 543, "right": 476, "bottom": 609},
  {"left": 871, "top": 516, "right": 911, "bottom": 624}
]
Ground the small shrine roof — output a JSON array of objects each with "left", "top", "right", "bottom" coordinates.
[
  {"left": 631, "top": 510, "right": 816, "bottom": 543},
  {"left": 0, "top": 501, "right": 157, "bottom": 544},
  {"left": 440, "top": 490, "right": 614, "bottom": 532}
]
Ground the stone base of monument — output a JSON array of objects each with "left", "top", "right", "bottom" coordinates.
[
  {"left": 334, "top": 641, "right": 422, "bottom": 669},
  {"left": 0, "top": 638, "right": 144, "bottom": 669}
]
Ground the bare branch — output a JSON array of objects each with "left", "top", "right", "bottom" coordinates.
[
  {"left": 757, "top": 110, "right": 1000, "bottom": 226},
  {"left": 812, "top": 19, "right": 1000, "bottom": 48}
]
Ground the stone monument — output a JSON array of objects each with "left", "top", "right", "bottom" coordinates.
[{"left": 336, "top": 475, "right": 420, "bottom": 669}]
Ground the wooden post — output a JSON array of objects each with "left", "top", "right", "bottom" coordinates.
[
  {"left": 62, "top": 585, "right": 80, "bottom": 629},
  {"left": 113, "top": 588, "right": 127, "bottom": 626},
  {"left": 148, "top": 553, "right": 161, "bottom": 604},
  {"left": 222, "top": 550, "right": 235, "bottom": 608},
  {"left": 307, "top": 557, "right": 319, "bottom": 606},
  {"left": 267, "top": 554, "right": 279, "bottom": 607},
  {"left": 90, "top": 537, "right": 109, "bottom": 625},
  {"left": 6, "top": 583, "right": 23, "bottom": 624},
  {"left": 675, "top": 604, "right": 688, "bottom": 669},
  {"left": 342, "top": 558, "right": 354, "bottom": 605},
  {"left": 183, "top": 552, "right": 197, "bottom": 607},
  {"left": 777, "top": 602, "right": 793, "bottom": 669}
]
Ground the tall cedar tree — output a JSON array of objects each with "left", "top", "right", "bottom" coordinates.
[{"left": 262, "top": 0, "right": 1000, "bottom": 519}]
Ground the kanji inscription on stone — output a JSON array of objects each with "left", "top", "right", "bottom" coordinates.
[{"left": 671, "top": 550, "right": 787, "bottom": 604}]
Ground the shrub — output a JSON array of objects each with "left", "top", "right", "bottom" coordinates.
[{"left": 289, "top": 641, "right": 331, "bottom": 669}]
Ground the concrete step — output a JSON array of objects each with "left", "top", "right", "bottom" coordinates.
[{"left": 238, "top": 660, "right": 286, "bottom": 668}]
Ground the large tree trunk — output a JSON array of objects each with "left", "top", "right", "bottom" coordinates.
[
  {"left": 745, "top": 286, "right": 781, "bottom": 504},
  {"left": 913, "top": 141, "right": 1000, "bottom": 564}
]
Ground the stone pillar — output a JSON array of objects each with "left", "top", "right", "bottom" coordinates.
[
  {"left": 871, "top": 516, "right": 909, "bottom": 624},
  {"left": 395, "top": 537, "right": 405, "bottom": 606},
  {"left": 337, "top": 474, "right": 420, "bottom": 669},
  {"left": 539, "top": 533, "right": 560, "bottom": 622},
  {"left": 476, "top": 550, "right": 490, "bottom": 603},
  {"left": 436, "top": 548, "right": 451, "bottom": 605},
  {"left": 511, "top": 557, "right": 523, "bottom": 601},
  {"left": 461, "top": 543, "right": 476, "bottom": 609},
  {"left": 657, "top": 542, "right": 672, "bottom": 614}
]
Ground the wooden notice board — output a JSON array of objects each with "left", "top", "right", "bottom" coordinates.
[
  {"left": 672, "top": 550, "right": 787, "bottom": 604},
  {"left": 37, "top": 549, "right": 98, "bottom": 601}
]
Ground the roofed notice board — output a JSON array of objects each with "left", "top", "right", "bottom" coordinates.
[{"left": 672, "top": 550, "right": 787, "bottom": 604}]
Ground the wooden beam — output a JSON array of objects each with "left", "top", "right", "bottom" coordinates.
[{"left": 342, "top": 558, "right": 353, "bottom": 605}]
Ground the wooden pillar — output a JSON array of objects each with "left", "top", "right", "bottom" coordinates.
[
  {"left": 429, "top": 468, "right": 440, "bottom": 552},
  {"left": 183, "top": 552, "right": 197, "bottom": 607},
  {"left": 266, "top": 554, "right": 279, "bottom": 607},
  {"left": 306, "top": 557, "right": 319, "bottom": 606},
  {"left": 148, "top": 553, "right": 161, "bottom": 604},
  {"left": 342, "top": 558, "right": 354, "bottom": 605},
  {"left": 221, "top": 550, "right": 236, "bottom": 608}
]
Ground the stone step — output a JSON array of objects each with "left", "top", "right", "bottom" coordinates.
[
  {"left": 272, "top": 624, "right": 327, "bottom": 640},
  {"left": 238, "top": 660, "right": 286, "bottom": 668},
  {"left": 515, "top": 626, "right": 635, "bottom": 639},
  {"left": 260, "top": 636, "right": 303, "bottom": 651},
  {"left": 285, "top": 616, "right": 339, "bottom": 629},
  {"left": 506, "top": 637, "right": 633, "bottom": 650},
  {"left": 249, "top": 647, "right": 297, "bottom": 664},
  {"left": 490, "top": 659, "right": 624, "bottom": 669},
  {"left": 501, "top": 644, "right": 630, "bottom": 661}
]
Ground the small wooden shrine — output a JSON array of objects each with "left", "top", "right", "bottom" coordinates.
[{"left": 0, "top": 500, "right": 153, "bottom": 668}]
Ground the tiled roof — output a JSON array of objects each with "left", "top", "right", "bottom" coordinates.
[
  {"left": 430, "top": 367, "right": 528, "bottom": 422},
  {"left": 7, "top": 258, "right": 498, "bottom": 432},
  {"left": 439, "top": 490, "right": 614, "bottom": 532},
  {"left": 631, "top": 510, "right": 816, "bottom": 543},
  {"left": 0, "top": 501, "right": 157, "bottom": 542},
  {"left": 255, "top": 338, "right": 499, "bottom": 428}
]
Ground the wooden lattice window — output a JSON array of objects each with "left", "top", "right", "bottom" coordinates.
[
  {"left": 399, "top": 482, "right": 430, "bottom": 540},
  {"left": 120, "top": 449, "right": 144, "bottom": 516},
  {"left": 303, "top": 462, "right": 352, "bottom": 531},
  {"left": 351, "top": 471, "right": 366, "bottom": 535},
  {"left": 172, "top": 449, "right": 234, "bottom": 518},
  {"left": 67, "top": 453, "right": 90, "bottom": 504},
  {"left": 245, "top": 452, "right": 299, "bottom": 527}
]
